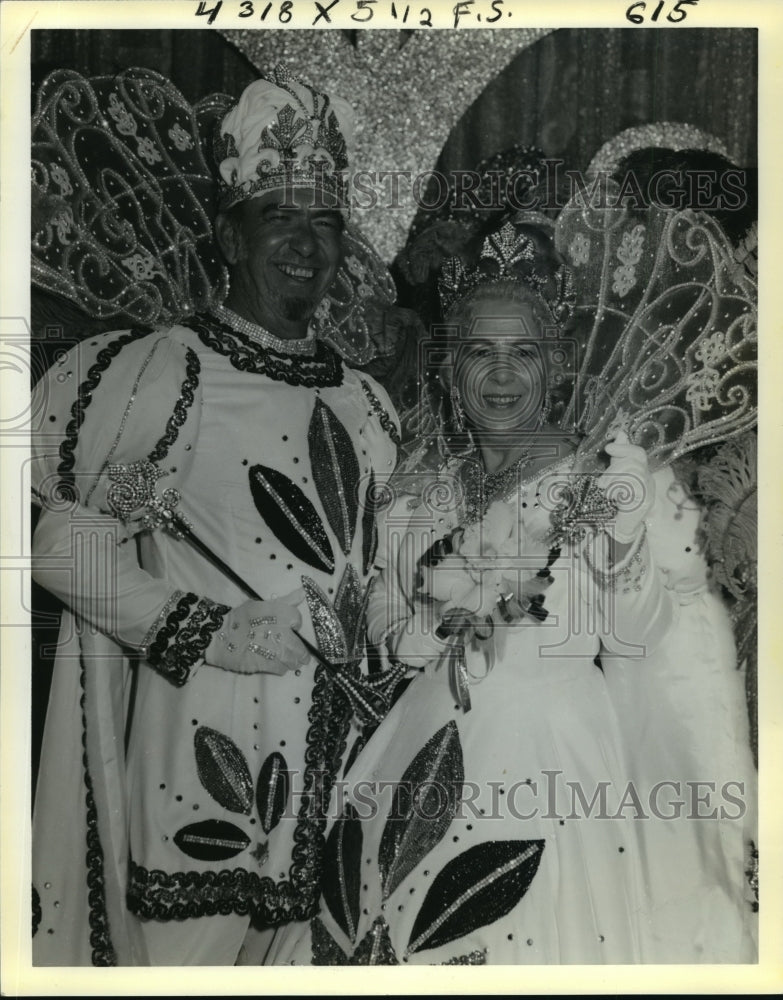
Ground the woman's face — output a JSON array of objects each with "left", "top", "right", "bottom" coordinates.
[{"left": 452, "top": 295, "right": 547, "bottom": 434}]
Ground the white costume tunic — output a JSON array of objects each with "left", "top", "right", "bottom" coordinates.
[
  {"left": 30, "top": 315, "right": 398, "bottom": 965},
  {"left": 268, "top": 456, "right": 679, "bottom": 966}
]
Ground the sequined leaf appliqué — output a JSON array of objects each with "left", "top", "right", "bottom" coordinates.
[
  {"left": 406, "top": 839, "right": 545, "bottom": 955},
  {"left": 311, "top": 914, "right": 400, "bottom": 966},
  {"left": 322, "top": 803, "right": 363, "bottom": 944},
  {"left": 249, "top": 463, "right": 335, "bottom": 574},
  {"left": 194, "top": 726, "right": 253, "bottom": 814},
  {"left": 302, "top": 575, "right": 348, "bottom": 663},
  {"left": 311, "top": 914, "right": 350, "bottom": 965},
  {"left": 308, "top": 397, "right": 360, "bottom": 557},
  {"left": 256, "top": 751, "right": 289, "bottom": 835},
  {"left": 350, "top": 916, "right": 399, "bottom": 965},
  {"left": 173, "top": 820, "right": 251, "bottom": 862},
  {"left": 361, "top": 470, "right": 379, "bottom": 575},
  {"left": 379, "top": 721, "right": 465, "bottom": 900},
  {"left": 333, "top": 563, "right": 367, "bottom": 662}
]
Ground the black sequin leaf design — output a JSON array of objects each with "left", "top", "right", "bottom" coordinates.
[
  {"left": 302, "top": 575, "right": 348, "bottom": 663},
  {"left": 249, "top": 464, "right": 335, "bottom": 574},
  {"left": 194, "top": 725, "right": 254, "bottom": 815},
  {"left": 310, "top": 914, "right": 350, "bottom": 965},
  {"left": 406, "top": 839, "right": 545, "bottom": 955},
  {"left": 350, "top": 916, "right": 400, "bottom": 965},
  {"left": 308, "top": 397, "right": 360, "bottom": 557},
  {"left": 256, "top": 751, "right": 290, "bottom": 835},
  {"left": 379, "top": 721, "right": 464, "bottom": 900},
  {"left": 361, "top": 470, "right": 379, "bottom": 575},
  {"left": 322, "top": 802, "right": 363, "bottom": 944},
  {"left": 173, "top": 819, "right": 251, "bottom": 862}
]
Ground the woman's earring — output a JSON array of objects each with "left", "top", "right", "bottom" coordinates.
[
  {"left": 450, "top": 383, "right": 466, "bottom": 432},
  {"left": 219, "top": 265, "right": 231, "bottom": 302},
  {"left": 537, "top": 389, "right": 553, "bottom": 429}
]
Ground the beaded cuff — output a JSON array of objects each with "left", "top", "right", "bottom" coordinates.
[
  {"left": 586, "top": 523, "right": 649, "bottom": 595},
  {"left": 140, "top": 589, "right": 187, "bottom": 652},
  {"left": 143, "top": 592, "right": 229, "bottom": 686}
]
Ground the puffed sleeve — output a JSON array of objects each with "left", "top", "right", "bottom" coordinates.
[{"left": 31, "top": 326, "right": 227, "bottom": 685}]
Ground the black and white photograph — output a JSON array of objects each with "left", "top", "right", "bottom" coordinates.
[{"left": 1, "top": 0, "right": 780, "bottom": 992}]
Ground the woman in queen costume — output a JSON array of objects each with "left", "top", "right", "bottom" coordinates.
[{"left": 267, "top": 159, "right": 758, "bottom": 964}]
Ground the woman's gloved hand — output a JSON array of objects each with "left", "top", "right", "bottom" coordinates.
[
  {"left": 204, "top": 589, "right": 310, "bottom": 675},
  {"left": 601, "top": 430, "right": 655, "bottom": 542}
]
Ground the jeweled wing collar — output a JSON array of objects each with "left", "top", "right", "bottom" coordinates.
[{"left": 189, "top": 313, "right": 343, "bottom": 388}]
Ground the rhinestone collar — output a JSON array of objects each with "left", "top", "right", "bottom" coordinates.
[
  {"left": 460, "top": 451, "right": 575, "bottom": 524},
  {"left": 210, "top": 303, "right": 316, "bottom": 356}
]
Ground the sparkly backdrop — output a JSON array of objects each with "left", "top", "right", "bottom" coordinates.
[
  {"left": 33, "top": 27, "right": 757, "bottom": 262},
  {"left": 219, "top": 28, "right": 757, "bottom": 260}
]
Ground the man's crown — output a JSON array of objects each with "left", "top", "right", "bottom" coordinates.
[{"left": 215, "top": 65, "right": 352, "bottom": 211}]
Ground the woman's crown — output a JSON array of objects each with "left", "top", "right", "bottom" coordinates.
[{"left": 437, "top": 218, "right": 576, "bottom": 323}]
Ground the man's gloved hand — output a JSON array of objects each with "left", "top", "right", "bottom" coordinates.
[
  {"left": 205, "top": 589, "right": 310, "bottom": 676},
  {"left": 601, "top": 430, "right": 655, "bottom": 543}
]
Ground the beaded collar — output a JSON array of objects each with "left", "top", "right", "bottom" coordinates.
[
  {"left": 459, "top": 450, "right": 575, "bottom": 524},
  {"left": 209, "top": 303, "right": 316, "bottom": 357},
  {"left": 189, "top": 313, "right": 343, "bottom": 388},
  {"left": 481, "top": 450, "right": 534, "bottom": 504}
]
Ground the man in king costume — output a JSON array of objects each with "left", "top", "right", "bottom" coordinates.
[{"left": 30, "top": 69, "right": 400, "bottom": 966}]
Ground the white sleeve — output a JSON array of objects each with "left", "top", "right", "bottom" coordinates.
[
  {"left": 584, "top": 527, "right": 676, "bottom": 659},
  {"left": 31, "top": 327, "right": 225, "bottom": 684}
]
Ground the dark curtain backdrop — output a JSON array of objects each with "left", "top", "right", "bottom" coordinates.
[
  {"left": 438, "top": 28, "right": 756, "bottom": 173},
  {"left": 31, "top": 28, "right": 259, "bottom": 106},
  {"left": 29, "top": 27, "right": 757, "bottom": 793}
]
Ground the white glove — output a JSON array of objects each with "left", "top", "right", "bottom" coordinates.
[
  {"left": 600, "top": 430, "right": 655, "bottom": 542},
  {"left": 204, "top": 589, "right": 310, "bottom": 676}
]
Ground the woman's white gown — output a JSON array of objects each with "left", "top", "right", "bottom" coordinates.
[{"left": 267, "top": 457, "right": 759, "bottom": 965}]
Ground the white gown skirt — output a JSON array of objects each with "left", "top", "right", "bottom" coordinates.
[
  {"left": 269, "top": 627, "right": 648, "bottom": 966},
  {"left": 601, "top": 590, "right": 758, "bottom": 963}
]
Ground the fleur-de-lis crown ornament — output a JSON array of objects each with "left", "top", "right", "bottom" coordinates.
[
  {"left": 214, "top": 64, "right": 354, "bottom": 212},
  {"left": 437, "top": 216, "right": 576, "bottom": 324}
]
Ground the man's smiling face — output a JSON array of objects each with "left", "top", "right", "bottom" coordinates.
[{"left": 218, "top": 187, "right": 343, "bottom": 338}]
